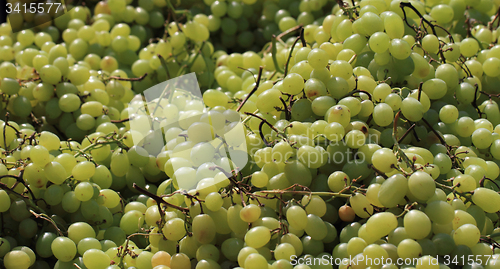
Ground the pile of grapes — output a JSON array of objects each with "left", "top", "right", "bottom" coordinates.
[{"left": 3, "top": 0, "right": 500, "bottom": 268}]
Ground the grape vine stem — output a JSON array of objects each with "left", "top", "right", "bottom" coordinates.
[
  {"left": 107, "top": 73, "right": 148, "bottom": 81},
  {"left": 237, "top": 66, "right": 263, "bottom": 112},
  {"left": 260, "top": 189, "right": 351, "bottom": 198},
  {"left": 133, "top": 183, "right": 189, "bottom": 212}
]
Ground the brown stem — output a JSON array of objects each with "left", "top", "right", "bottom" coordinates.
[
  {"left": 133, "top": 183, "right": 189, "bottom": 212},
  {"left": 108, "top": 73, "right": 148, "bottom": 81},
  {"left": 398, "top": 123, "right": 416, "bottom": 144},
  {"left": 111, "top": 118, "right": 130, "bottom": 123},
  {"left": 400, "top": 2, "right": 447, "bottom": 62},
  {"left": 237, "top": 67, "right": 263, "bottom": 112},
  {"left": 421, "top": 117, "right": 448, "bottom": 147}
]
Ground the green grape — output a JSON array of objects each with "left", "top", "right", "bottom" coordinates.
[
  {"left": 397, "top": 239, "right": 422, "bottom": 259},
  {"left": 346, "top": 237, "right": 367, "bottom": 256},
  {"left": 0, "top": 190, "right": 10, "bottom": 212},
  {"left": 12, "top": 95, "right": 31, "bottom": 118},
  {"left": 244, "top": 253, "right": 268, "bottom": 269},
  {"left": 244, "top": 226, "right": 271, "bottom": 248},
  {"left": 324, "top": 122, "right": 345, "bottom": 142},
  {"left": 83, "top": 249, "right": 111, "bottom": 269},
  {"left": 328, "top": 171, "right": 350, "bottom": 192},
  {"left": 408, "top": 171, "right": 435, "bottom": 201},
  {"left": 471, "top": 128, "right": 492, "bottom": 149},
  {"left": 371, "top": 148, "right": 397, "bottom": 173},
  {"left": 435, "top": 63, "right": 459, "bottom": 91},
  {"left": 389, "top": 39, "right": 412, "bottom": 60},
  {"left": 453, "top": 224, "right": 480, "bottom": 248},
  {"left": 453, "top": 174, "right": 476, "bottom": 192},
  {"left": 110, "top": 150, "right": 130, "bottom": 177},
  {"left": 51, "top": 237, "right": 77, "bottom": 262},
  {"left": 62, "top": 191, "right": 81, "bottom": 213},
  {"left": 425, "top": 200, "right": 454, "bottom": 225},
  {"left": 350, "top": 193, "right": 373, "bottom": 218},
  {"left": 373, "top": 103, "right": 394, "bottom": 127},
  {"left": 120, "top": 210, "right": 145, "bottom": 235},
  {"left": 58, "top": 93, "right": 81, "bottom": 113},
  {"left": 45, "top": 161, "right": 68, "bottom": 184},
  {"left": 369, "top": 32, "right": 390, "bottom": 53},
  {"left": 72, "top": 161, "right": 96, "bottom": 181},
  {"left": 30, "top": 145, "right": 50, "bottom": 167},
  {"left": 460, "top": 38, "right": 479, "bottom": 57},
  {"left": 74, "top": 182, "right": 93, "bottom": 202},
  {"left": 67, "top": 65, "right": 90, "bottom": 85},
  {"left": 192, "top": 214, "right": 216, "bottom": 244},
  {"left": 326, "top": 105, "right": 351, "bottom": 127},
  {"left": 135, "top": 251, "right": 154, "bottom": 269},
  {"left": 3, "top": 250, "right": 31, "bottom": 269},
  {"left": 36, "top": 232, "right": 57, "bottom": 258},
  {"left": 274, "top": 243, "right": 295, "bottom": 261},
  {"left": 39, "top": 65, "right": 62, "bottom": 85},
  {"left": 326, "top": 77, "right": 349, "bottom": 99},
  {"left": 401, "top": 97, "right": 424, "bottom": 122},
  {"left": 240, "top": 204, "right": 261, "bottom": 223},
  {"left": 307, "top": 48, "right": 329, "bottom": 69},
  {"left": 366, "top": 212, "right": 398, "bottom": 237},
  {"left": 472, "top": 187, "right": 500, "bottom": 213},
  {"left": 1, "top": 78, "right": 20, "bottom": 95},
  {"left": 33, "top": 82, "right": 55, "bottom": 102},
  {"left": 256, "top": 89, "right": 283, "bottom": 112},
  {"left": 282, "top": 73, "right": 305, "bottom": 95},
  {"left": 404, "top": 210, "right": 432, "bottom": 240},
  {"left": 286, "top": 205, "right": 307, "bottom": 230},
  {"left": 251, "top": 171, "right": 269, "bottom": 188},
  {"left": 453, "top": 209, "right": 477, "bottom": 230},
  {"left": 44, "top": 185, "right": 64, "bottom": 206},
  {"left": 151, "top": 251, "right": 171, "bottom": 267},
  {"left": 162, "top": 218, "right": 186, "bottom": 241},
  {"left": 77, "top": 238, "right": 101, "bottom": 255},
  {"left": 430, "top": 4, "right": 454, "bottom": 24},
  {"left": 195, "top": 244, "right": 219, "bottom": 262},
  {"left": 344, "top": 130, "right": 365, "bottom": 149},
  {"left": 304, "top": 214, "right": 327, "bottom": 240}
]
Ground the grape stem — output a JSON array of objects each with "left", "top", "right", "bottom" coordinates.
[
  {"left": 110, "top": 118, "right": 130, "bottom": 123},
  {"left": 279, "top": 96, "right": 291, "bottom": 121},
  {"left": 396, "top": 201, "right": 418, "bottom": 218},
  {"left": 107, "top": 73, "right": 148, "bottom": 81},
  {"left": 488, "top": 6, "right": 500, "bottom": 30},
  {"left": 479, "top": 176, "right": 500, "bottom": 190},
  {"left": 370, "top": 164, "right": 388, "bottom": 179},
  {"left": 177, "top": 42, "right": 206, "bottom": 77},
  {"left": 133, "top": 183, "right": 189, "bottom": 213},
  {"left": 271, "top": 35, "right": 284, "bottom": 74},
  {"left": 284, "top": 27, "right": 305, "bottom": 77},
  {"left": 421, "top": 117, "right": 449, "bottom": 147},
  {"left": 344, "top": 89, "right": 372, "bottom": 101},
  {"left": 30, "top": 210, "right": 65, "bottom": 236},
  {"left": 74, "top": 132, "right": 129, "bottom": 158},
  {"left": 157, "top": 54, "right": 171, "bottom": 80},
  {"left": 243, "top": 112, "right": 286, "bottom": 139},
  {"left": 393, "top": 111, "right": 416, "bottom": 171},
  {"left": 237, "top": 66, "right": 263, "bottom": 112},
  {"left": 399, "top": 2, "right": 448, "bottom": 63},
  {"left": 396, "top": 123, "right": 417, "bottom": 144},
  {"left": 276, "top": 24, "right": 304, "bottom": 44},
  {"left": 260, "top": 189, "right": 351, "bottom": 198}
]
